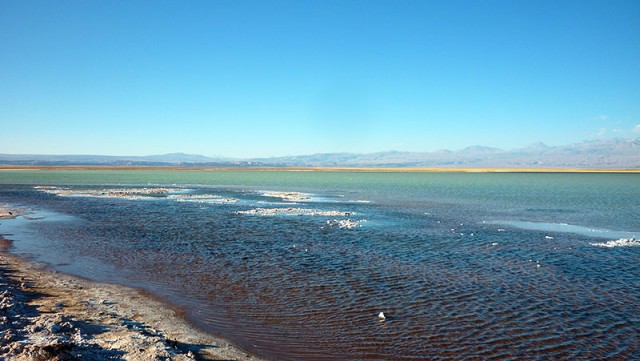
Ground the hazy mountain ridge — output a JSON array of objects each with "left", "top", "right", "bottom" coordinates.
[
  {"left": 0, "top": 153, "right": 233, "bottom": 166},
  {"left": 1, "top": 138, "right": 638, "bottom": 168},
  {"left": 251, "top": 138, "right": 640, "bottom": 168}
]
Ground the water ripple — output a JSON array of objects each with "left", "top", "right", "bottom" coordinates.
[{"left": 1, "top": 180, "right": 639, "bottom": 360}]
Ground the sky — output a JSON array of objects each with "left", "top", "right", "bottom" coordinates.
[{"left": 1, "top": 0, "right": 639, "bottom": 158}]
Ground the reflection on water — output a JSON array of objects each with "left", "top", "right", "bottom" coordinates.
[
  {"left": 488, "top": 220, "right": 639, "bottom": 240},
  {"left": 0, "top": 174, "right": 639, "bottom": 360}
]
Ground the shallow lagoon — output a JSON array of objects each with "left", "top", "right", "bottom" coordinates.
[{"left": 1, "top": 170, "right": 639, "bottom": 359}]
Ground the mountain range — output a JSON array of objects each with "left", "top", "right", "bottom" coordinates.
[{"left": 1, "top": 138, "right": 639, "bottom": 169}]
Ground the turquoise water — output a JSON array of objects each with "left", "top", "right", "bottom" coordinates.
[{"left": 1, "top": 170, "right": 639, "bottom": 359}]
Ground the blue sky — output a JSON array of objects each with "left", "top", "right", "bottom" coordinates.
[{"left": 1, "top": 0, "right": 639, "bottom": 157}]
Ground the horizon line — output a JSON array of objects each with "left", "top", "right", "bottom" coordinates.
[{"left": 1, "top": 165, "right": 639, "bottom": 173}]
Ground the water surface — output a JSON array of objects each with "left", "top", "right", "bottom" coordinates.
[{"left": 1, "top": 170, "right": 639, "bottom": 359}]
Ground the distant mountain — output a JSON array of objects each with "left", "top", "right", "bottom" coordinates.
[
  {"left": 522, "top": 142, "right": 551, "bottom": 151},
  {"left": 459, "top": 145, "right": 503, "bottom": 154},
  {"left": 1, "top": 138, "right": 638, "bottom": 168},
  {"left": 0, "top": 153, "right": 234, "bottom": 166},
  {"left": 140, "top": 153, "right": 227, "bottom": 163},
  {"left": 249, "top": 138, "right": 640, "bottom": 168}
]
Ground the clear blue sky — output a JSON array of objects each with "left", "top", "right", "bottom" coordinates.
[{"left": 1, "top": 0, "right": 639, "bottom": 157}]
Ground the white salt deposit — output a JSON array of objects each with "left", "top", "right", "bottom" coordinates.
[
  {"left": 236, "top": 208, "right": 353, "bottom": 217},
  {"left": 168, "top": 194, "right": 238, "bottom": 204},
  {"left": 326, "top": 219, "right": 365, "bottom": 229},
  {"left": 35, "top": 186, "right": 184, "bottom": 200},
  {"left": 261, "top": 191, "right": 312, "bottom": 202},
  {"left": 590, "top": 238, "right": 640, "bottom": 248}
]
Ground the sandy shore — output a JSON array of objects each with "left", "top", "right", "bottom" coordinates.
[{"left": 0, "top": 207, "right": 262, "bottom": 361}]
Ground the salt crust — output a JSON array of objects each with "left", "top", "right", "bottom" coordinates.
[
  {"left": 236, "top": 208, "right": 352, "bottom": 217},
  {"left": 590, "top": 238, "right": 639, "bottom": 248},
  {"left": 325, "top": 219, "right": 366, "bottom": 229},
  {"left": 0, "top": 208, "right": 260, "bottom": 360},
  {"left": 260, "top": 191, "right": 311, "bottom": 202},
  {"left": 34, "top": 186, "right": 239, "bottom": 203}
]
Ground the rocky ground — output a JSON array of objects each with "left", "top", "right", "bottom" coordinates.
[{"left": 0, "top": 206, "right": 262, "bottom": 361}]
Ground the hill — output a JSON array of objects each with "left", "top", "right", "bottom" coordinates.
[{"left": 1, "top": 138, "right": 638, "bottom": 169}]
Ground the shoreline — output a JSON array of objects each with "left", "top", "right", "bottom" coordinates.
[
  {"left": 0, "top": 165, "right": 639, "bottom": 173},
  {"left": 0, "top": 207, "right": 263, "bottom": 361}
]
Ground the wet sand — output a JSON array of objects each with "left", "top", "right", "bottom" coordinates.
[{"left": 0, "top": 207, "right": 262, "bottom": 361}]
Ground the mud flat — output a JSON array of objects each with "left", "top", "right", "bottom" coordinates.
[
  {"left": 0, "top": 209, "right": 262, "bottom": 361},
  {"left": 0, "top": 206, "right": 25, "bottom": 220}
]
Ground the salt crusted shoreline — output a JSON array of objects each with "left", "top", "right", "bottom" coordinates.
[{"left": 0, "top": 207, "right": 262, "bottom": 361}]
